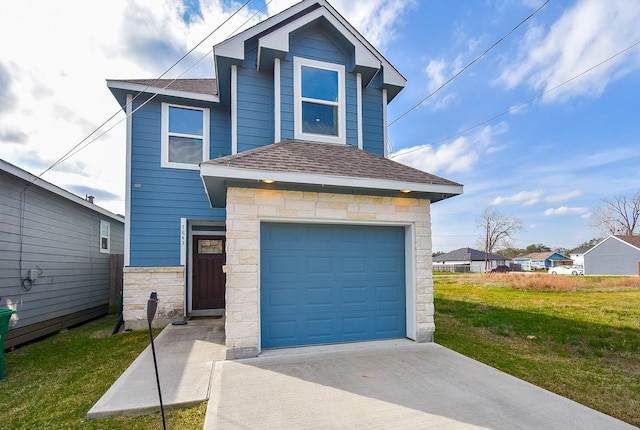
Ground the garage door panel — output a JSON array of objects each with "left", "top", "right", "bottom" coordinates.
[{"left": 261, "top": 223, "right": 405, "bottom": 348}]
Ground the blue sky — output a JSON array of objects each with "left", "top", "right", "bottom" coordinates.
[{"left": 1, "top": 0, "right": 639, "bottom": 252}]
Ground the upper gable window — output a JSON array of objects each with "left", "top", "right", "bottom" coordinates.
[
  {"left": 161, "top": 103, "right": 210, "bottom": 170},
  {"left": 294, "top": 57, "right": 345, "bottom": 144}
]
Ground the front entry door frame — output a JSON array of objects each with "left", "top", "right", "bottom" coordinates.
[{"left": 186, "top": 222, "right": 226, "bottom": 316}]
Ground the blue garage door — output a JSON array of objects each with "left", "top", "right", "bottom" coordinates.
[{"left": 261, "top": 223, "right": 406, "bottom": 348}]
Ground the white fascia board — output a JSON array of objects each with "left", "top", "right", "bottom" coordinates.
[
  {"left": 214, "top": 0, "right": 322, "bottom": 61},
  {"left": 200, "top": 164, "right": 463, "bottom": 196},
  {"left": 257, "top": 8, "right": 380, "bottom": 71},
  {"left": 586, "top": 235, "right": 640, "bottom": 254},
  {"left": 582, "top": 235, "right": 613, "bottom": 256},
  {"left": 314, "top": 1, "right": 406, "bottom": 88},
  {"left": 106, "top": 80, "right": 219, "bottom": 103},
  {"left": 213, "top": 0, "right": 405, "bottom": 89},
  {"left": 0, "top": 160, "right": 125, "bottom": 223}
]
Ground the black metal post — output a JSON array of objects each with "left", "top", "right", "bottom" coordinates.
[{"left": 147, "top": 292, "right": 166, "bottom": 430}]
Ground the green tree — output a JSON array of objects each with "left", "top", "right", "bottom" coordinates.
[{"left": 524, "top": 243, "right": 551, "bottom": 253}]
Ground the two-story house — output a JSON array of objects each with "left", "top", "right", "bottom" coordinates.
[{"left": 107, "top": 0, "right": 463, "bottom": 359}]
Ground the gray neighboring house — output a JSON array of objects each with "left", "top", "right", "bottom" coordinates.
[
  {"left": 433, "top": 247, "right": 508, "bottom": 272},
  {"left": 0, "top": 159, "right": 124, "bottom": 348},
  {"left": 583, "top": 235, "right": 640, "bottom": 276}
]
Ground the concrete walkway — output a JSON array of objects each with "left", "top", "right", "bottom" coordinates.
[
  {"left": 88, "top": 322, "right": 634, "bottom": 429},
  {"left": 87, "top": 318, "right": 226, "bottom": 419},
  {"left": 205, "top": 340, "right": 635, "bottom": 430}
]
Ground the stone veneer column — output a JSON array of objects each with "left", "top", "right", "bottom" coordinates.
[
  {"left": 224, "top": 187, "right": 433, "bottom": 359},
  {"left": 122, "top": 267, "right": 185, "bottom": 330}
]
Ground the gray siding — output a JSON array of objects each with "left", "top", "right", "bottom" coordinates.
[
  {"left": 584, "top": 238, "right": 640, "bottom": 276},
  {"left": 0, "top": 169, "right": 124, "bottom": 333}
]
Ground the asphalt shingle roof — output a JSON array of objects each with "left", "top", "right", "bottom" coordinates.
[
  {"left": 119, "top": 78, "right": 218, "bottom": 96},
  {"left": 202, "top": 139, "right": 462, "bottom": 187},
  {"left": 615, "top": 235, "right": 640, "bottom": 249},
  {"left": 433, "top": 247, "right": 505, "bottom": 262}
]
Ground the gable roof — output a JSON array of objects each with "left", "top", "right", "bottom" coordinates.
[
  {"left": 200, "top": 140, "right": 463, "bottom": 207},
  {"left": 213, "top": 0, "right": 405, "bottom": 101},
  {"left": 0, "top": 159, "right": 124, "bottom": 223},
  {"left": 433, "top": 247, "right": 505, "bottom": 263},
  {"left": 514, "top": 252, "right": 570, "bottom": 261},
  {"left": 107, "top": 78, "right": 218, "bottom": 105},
  {"left": 616, "top": 235, "right": 640, "bottom": 249},
  {"left": 570, "top": 246, "right": 591, "bottom": 255},
  {"left": 584, "top": 235, "right": 640, "bottom": 255}
]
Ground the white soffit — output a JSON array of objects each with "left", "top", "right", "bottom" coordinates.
[
  {"left": 200, "top": 164, "right": 463, "bottom": 196},
  {"left": 257, "top": 8, "right": 380, "bottom": 71},
  {"left": 213, "top": 0, "right": 406, "bottom": 89},
  {"left": 106, "top": 80, "right": 220, "bottom": 103}
]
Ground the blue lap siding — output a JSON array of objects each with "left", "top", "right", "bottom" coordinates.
[{"left": 128, "top": 97, "right": 227, "bottom": 267}]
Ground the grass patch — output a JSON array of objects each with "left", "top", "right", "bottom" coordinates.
[
  {"left": 434, "top": 273, "right": 640, "bottom": 426},
  {"left": 0, "top": 316, "right": 206, "bottom": 429}
]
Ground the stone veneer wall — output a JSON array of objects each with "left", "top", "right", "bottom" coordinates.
[
  {"left": 225, "top": 187, "right": 433, "bottom": 359},
  {"left": 123, "top": 266, "right": 185, "bottom": 330}
]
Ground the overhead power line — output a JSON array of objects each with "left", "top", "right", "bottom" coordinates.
[
  {"left": 388, "top": 0, "right": 550, "bottom": 128},
  {"left": 53, "top": 0, "right": 274, "bottom": 171},
  {"left": 36, "top": 0, "right": 257, "bottom": 180},
  {"left": 390, "top": 39, "right": 640, "bottom": 159}
]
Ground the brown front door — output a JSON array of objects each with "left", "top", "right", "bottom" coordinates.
[{"left": 192, "top": 236, "right": 226, "bottom": 310}]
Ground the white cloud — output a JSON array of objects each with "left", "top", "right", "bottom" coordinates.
[
  {"left": 490, "top": 190, "right": 543, "bottom": 206},
  {"left": 392, "top": 123, "right": 506, "bottom": 175},
  {"left": 0, "top": 0, "right": 418, "bottom": 215},
  {"left": 544, "top": 206, "right": 589, "bottom": 216},
  {"left": 423, "top": 58, "right": 461, "bottom": 110},
  {"left": 268, "top": 0, "right": 416, "bottom": 49},
  {"left": 498, "top": 0, "right": 640, "bottom": 102},
  {"left": 545, "top": 190, "right": 582, "bottom": 202}
]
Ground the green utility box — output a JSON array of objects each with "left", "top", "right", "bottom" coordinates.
[{"left": 0, "top": 308, "right": 16, "bottom": 380}]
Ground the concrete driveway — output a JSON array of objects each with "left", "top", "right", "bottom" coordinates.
[{"left": 204, "top": 340, "right": 634, "bottom": 430}]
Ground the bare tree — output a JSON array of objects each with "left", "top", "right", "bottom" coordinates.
[
  {"left": 590, "top": 191, "right": 640, "bottom": 237},
  {"left": 476, "top": 207, "right": 524, "bottom": 270}
]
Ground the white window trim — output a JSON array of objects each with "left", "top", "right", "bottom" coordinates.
[
  {"left": 293, "top": 57, "right": 346, "bottom": 145},
  {"left": 100, "top": 220, "right": 110, "bottom": 254},
  {"left": 161, "top": 102, "right": 210, "bottom": 170}
]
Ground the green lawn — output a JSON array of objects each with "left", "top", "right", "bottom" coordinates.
[
  {"left": 0, "top": 316, "right": 205, "bottom": 430},
  {"left": 434, "top": 273, "right": 640, "bottom": 426},
  {"left": 2, "top": 274, "right": 638, "bottom": 428}
]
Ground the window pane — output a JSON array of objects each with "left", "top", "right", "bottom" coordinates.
[
  {"left": 302, "top": 102, "right": 337, "bottom": 136},
  {"left": 101, "top": 237, "right": 109, "bottom": 250},
  {"left": 301, "top": 66, "right": 338, "bottom": 102},
  {"left": 169, "top": 106, "right": 203, "bottom": 135},
  {"left": 169, "top": 136, "right": 203, "bottom": 164}
]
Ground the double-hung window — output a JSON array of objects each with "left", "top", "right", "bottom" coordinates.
[
  {"left": 294, "top": 57, "right": 345, "bottom": 144},
  {"left": 99, "top": 220, "right": 110, "bottom": 254},
  {"left": 161, "top": 103, "right": 210, "bottom": 169}
]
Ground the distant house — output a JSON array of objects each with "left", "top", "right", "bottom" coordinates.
[
  {"left": 583, "top": 236, "right": 640, "bottom": 276},
  {"left": 106, "top": 0, "right": 463, "bottom": 357},
  {"left": 569, "top": 246, "right": 591, "bottom": 267},
  {"left": 433, "top": 247, "right": 508, "bottom": 272},
  {"left": 513, "top": 252, "right": 571, "bottom": 271},
  {"left": 0, "top": 159, "right": 125, "bottom": 348}
]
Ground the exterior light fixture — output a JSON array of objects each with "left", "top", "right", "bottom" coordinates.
[
  {"left": 401, "top": 189, "right": 411, "bottom": 193},
  {"left": 262, "top": 179, "right": 275, "bottom": 184}
]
